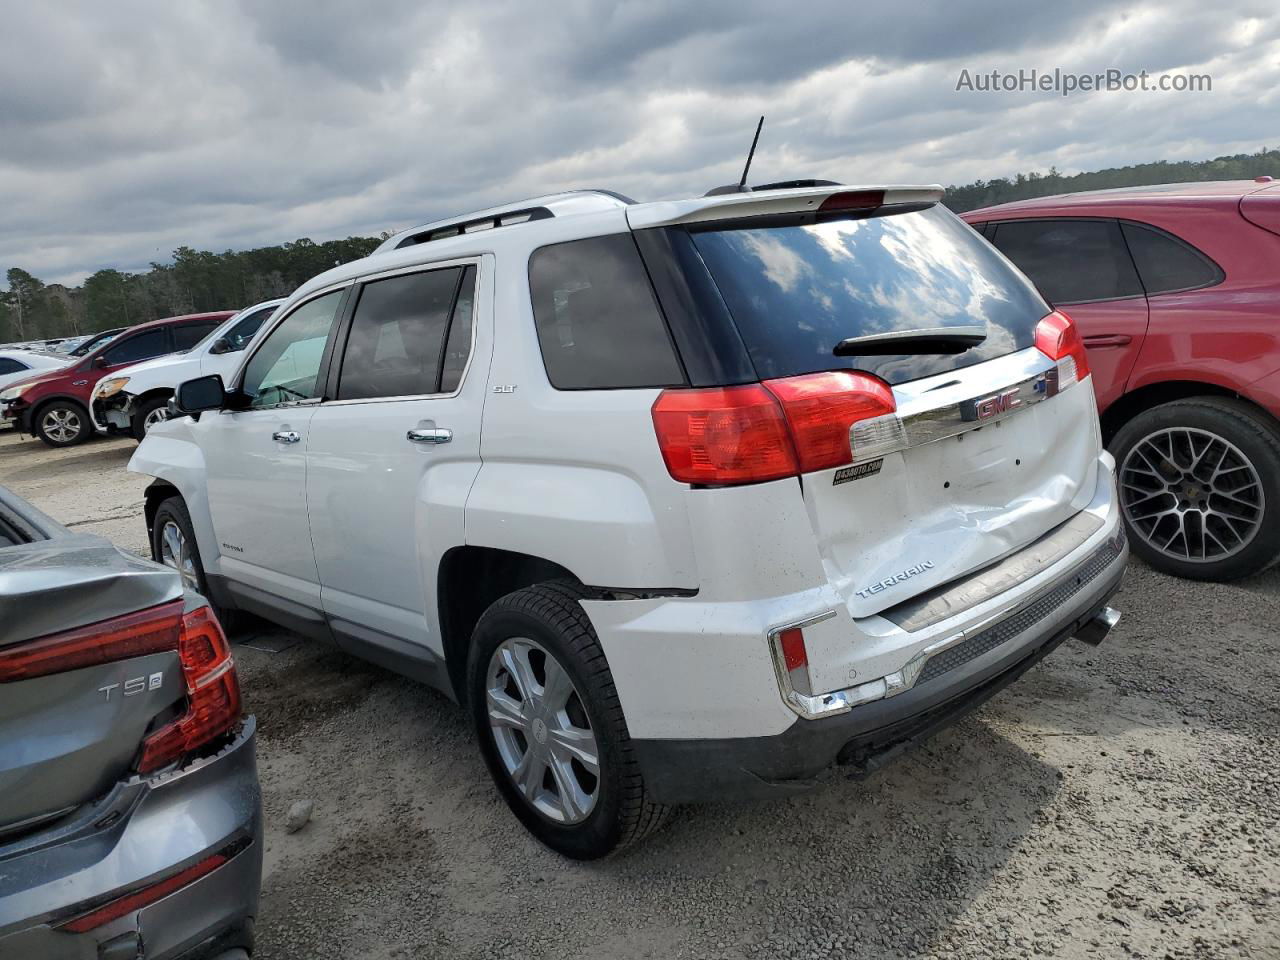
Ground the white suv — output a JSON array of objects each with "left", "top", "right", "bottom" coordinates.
[
  {"left": 129, "top": 184, "right": 1128, "bottom": 859},
  {"left": 93, "top": 299, "right": 283, "bottom": 439}
]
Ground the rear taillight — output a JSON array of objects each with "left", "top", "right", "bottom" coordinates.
[
  {"left": 1035, "top": 309, "right": 1090, "bottom": 392},
  {"left": 651, "top": 384, "right": 798, "bottom": 485},
  {"left": 763, "top": 371, "right": 896, "bottom": 473},
  {"left": 137, "top": 606, "right": 241, "bottom": 773},
  {"left": 0, "top": 601, "right": 185, "bottom": 683},
  {"left": 652, "top": 370, "right": 897, "bottom": 486}
]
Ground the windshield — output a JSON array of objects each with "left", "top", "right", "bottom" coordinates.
[{"left": 687, "top": 204, "right": 1049, "bottom": 385}]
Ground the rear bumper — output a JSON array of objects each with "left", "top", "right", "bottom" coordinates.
[
  {"left": 633, "top": 533, "right": 1127, "bottom": 803},
  {"left": 0, "top": 717, "right": 263, "bottom": 960}
]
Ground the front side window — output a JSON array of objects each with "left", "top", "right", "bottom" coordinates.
[
  {"left": 172, "top": 321, "right": 222, "bottom": 351},
  {"left": 240, "top": 290, "right": 342, "bottom": 408},
  {"left": 989, "top": 218, "right": 1143, "bottom": 305},
  {"left": 1120, "top": 222, "right": 1223, "bottom": 295},
  {"left": 529, "top": 233, "right": 684, "bottom": 390},
  {"left": 336, "top": 266, "right": 473, "bottom": 401},
  {"left": 0, "top": 358, "right": 29, "bottom": 375},
  {"left": 101, "top": 328, "right": 170, "bottom": 366}
]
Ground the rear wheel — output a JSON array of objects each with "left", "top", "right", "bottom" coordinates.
[
  {"left": 131, "top": 394, "right": 171, "bottom": 440},
  {"left": 151, "top": 496, "right": 247, "bottom": 634},
  {"left": 33, "top": 400, "right": 91, "bottom": 447},
  {"left": 466, "top": 582, "right": 670, "bottom": 859},
  {"left": 1111, "top": 398, "right": 1280, "bottom": 580}
]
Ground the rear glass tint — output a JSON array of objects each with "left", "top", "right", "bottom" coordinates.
[
  {"left": 529, "top": 234, "right": 685, "bottom": 390},
  {"left": 689, "top": 205, "right": 1049, "bottom": 385},
  {"left": 1120, "top": 221, "right": 1222, "bottom": 294}
]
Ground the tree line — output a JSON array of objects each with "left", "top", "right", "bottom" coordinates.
[{"left": 3, "top": 147, "right": 1277, "bottom": 343}]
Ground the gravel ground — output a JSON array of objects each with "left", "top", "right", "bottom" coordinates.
[{"left": 2, "top": 426, "right": 1277, "bottom": 960}]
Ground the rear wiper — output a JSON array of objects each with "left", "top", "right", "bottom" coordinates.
[{"left": 833, "top": 325, "right": 987, "bottom": 357}]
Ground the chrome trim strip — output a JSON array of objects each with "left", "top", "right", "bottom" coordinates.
[{"left": 894, "top": 356, "right": 1056, "bottom": 449}]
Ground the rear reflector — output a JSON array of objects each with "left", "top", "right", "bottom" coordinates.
[
  {"left": 0, "top": 601, "right": 184, "bottom": 683},
  {"left": 652, "top": 371, "right": 897, "bottom": 486},
  {"left": 137, "top": 606, "right": 241, "bottom": 773},
  {"left": 59, "top": 852, "right": 228, "bottom": 932},
  {"left": 1035, "top": 310, "right": 1090, "bottom": 392},
  {"left": 773, "top": 626, "right": 813, "bottom": 696},
  {"left": 819, "top": 190, "right": 885, "bottom": 213}
]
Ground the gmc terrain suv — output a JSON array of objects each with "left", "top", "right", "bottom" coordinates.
[{"left": 130, "top": 184, "right": 1128, "bottom": 859}]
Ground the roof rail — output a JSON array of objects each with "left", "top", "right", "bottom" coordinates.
[{"left": 376, "top": 189, "right": 635, "bottom": 253}]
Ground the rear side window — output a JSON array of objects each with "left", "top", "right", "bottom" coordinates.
[
  {"left": 989, "top": 219, "right": 1143, "bottom": 304},
  {"left": 337, "top": 266, "right": 474, "bottom": 401},
  {"left": 529, "top": 234, "right": 685, "bottom": 390},
  {"left": 688, "top": 204, "right": 1050, "bottom": 385},
  {"left": 102, "top": 328, "right": 169, "bottom": 365},
  {"left": 1120, "top": 222, "right": 1223, "bottom": 294}
]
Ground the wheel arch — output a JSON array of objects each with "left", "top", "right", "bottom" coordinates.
[
  {"left": 436, "top": 545, "right": 581, "bottom": 703},
  {"left": 1101, "top": 380, "right": 1280, "bottom": 444}
]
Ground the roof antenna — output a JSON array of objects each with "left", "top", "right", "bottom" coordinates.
[
  {"left": 705, "top": 117, "right": 765, "bottom": 196},
  {"left": 738, "top": 116, "right": 764, "bottom": 192}
]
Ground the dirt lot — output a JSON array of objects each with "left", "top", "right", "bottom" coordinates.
[{"left": 2, "top": 426, "right": 1277, "bottom": 960}]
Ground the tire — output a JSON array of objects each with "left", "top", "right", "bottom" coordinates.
[
  {"left": 151, "top": 495, "right": 248, "bottom": 635},
  {"left": 1110, "top": 397, "right": 1280, "bottom": 581},
  {"left": 466, "top": 581, "right": 671, "bottom": 860},
  {"left": 33, "top": 399, "right": 91, "bottom": 447},
  {"left": 131, "top": 394, "right": 171, "bottom": 441}
]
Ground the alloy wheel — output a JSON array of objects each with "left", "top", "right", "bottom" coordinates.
[
  {"left": 143, "top": 406, "right": 169, "bottom": 432},
  {"left": 159, "top": 520, "right": 201, "bottom": 592},
  {"left": 42, "top": 407, "right": 81, "bottom": 443},
  {"left": 485, "top": 637, "right": 600, "bottom": 824},
  {"left": 1119, "top": 426, "right": 1265, "bottom": 563}
]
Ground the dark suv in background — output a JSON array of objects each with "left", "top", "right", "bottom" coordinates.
[
  {"left": 963, "top": 179, "right": 1280, "bottom": 580},
  {"left": 0, "top": 312, "right": 234, "bottom": 448}
]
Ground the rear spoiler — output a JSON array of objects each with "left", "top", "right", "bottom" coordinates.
[{"left": 626, "top": 184, "right": 944, "bottom": 230}]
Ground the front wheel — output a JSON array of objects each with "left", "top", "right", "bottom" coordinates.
[
  {"left": 466, "top": 582, "right": 670, "bottom": 859},
  {"left": 131, "top": 394, "right": 171, "bottom": 441},
  {"left": 33, "top": 400, "right": 91, "bottom": 447},
  {"left": 1111, "top": 397, "right": 1280, "bottom": 580},
  {"left": 151, "top": 496, "right": 247, "bottom": 634}
]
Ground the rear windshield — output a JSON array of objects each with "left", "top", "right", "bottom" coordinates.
[{"left": 688, "top": 204, "right": 1049, "bottom": 385}]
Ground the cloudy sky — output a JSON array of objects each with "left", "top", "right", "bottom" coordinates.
[{"left": 2, "top": 0, "right": 1276, "bottom": 286}]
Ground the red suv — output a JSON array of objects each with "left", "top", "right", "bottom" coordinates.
[
  {"left": 0, "top": 311, "right": 234, "bottom": 448},
  {"left": 963, "top": 179, "right": 1280, "bottom": 580}
]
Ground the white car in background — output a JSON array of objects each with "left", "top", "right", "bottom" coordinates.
[
  {"left": 0, "top": 350, "right": 68, "bottom": 425},
  {"left": 93, "top": 299, "right": 283, "bottom": 439}
]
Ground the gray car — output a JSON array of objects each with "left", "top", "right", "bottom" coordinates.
[{"left": 0, "top": 486, "right": 261, "bottom": 959}]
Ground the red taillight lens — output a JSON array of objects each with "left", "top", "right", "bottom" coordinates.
[
  {"left": 763, "top": 371, "right": 897, "bottom": 472},
  {"left": 0, "top": 601, "right": 184, "bottom": 683},
  {"left": 1035, "top": 309, "right": 1090, "bottom": 384},
  {"left": 818, "top": 190, "right": 885, "bottom": 213},
  {"left": 651, "top": 384, "right": 798, "bottom": 485},
  {"left": 652, "top": 371, "right": 899, "bottom": 485},
  {"left": 137, "top": 606, "right": 241, "bottom": 773}
]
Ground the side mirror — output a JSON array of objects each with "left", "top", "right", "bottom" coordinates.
[
  {"left": 92, "top": 355, "right": 108, "bottom": 368},
  {"left": 176, "top": 374, "right": 227, "bottom": 414},
  {"left": 207, "top": 337, "right": 233, "bottom": 355}
]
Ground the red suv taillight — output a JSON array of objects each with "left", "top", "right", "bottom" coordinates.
[
  {"left": 0, "top": 599, "right": 242, "bottom": 773},
  {"left": 137, "top": 606, "right": 241, "bottom": 773},
  {"left": 1035, "top": 309, "right": 1090, "bottom": 389},
  {"left": 651, "top": 370, "right": 896, "bottom": 486}
]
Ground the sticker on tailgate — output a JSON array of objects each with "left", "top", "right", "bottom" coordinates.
[{"left": 833, "top": 459, "right": 883, "bottom": 485}]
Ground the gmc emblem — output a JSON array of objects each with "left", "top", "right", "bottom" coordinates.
[{"left": 975, "top": 388, "right": 1023, "bottom": 421}]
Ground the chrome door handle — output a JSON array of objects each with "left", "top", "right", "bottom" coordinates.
[
  {"left": 272, "top": 430, "right": 301, "bottom": 444},
  {"left": 407, "top": 427, "right": 452, "bottom": 445}
]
